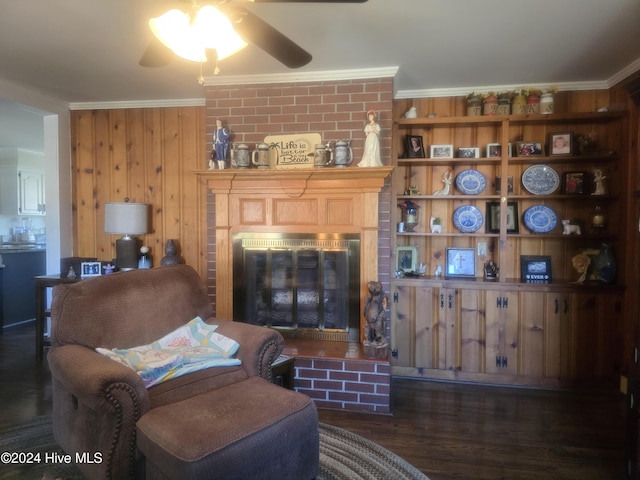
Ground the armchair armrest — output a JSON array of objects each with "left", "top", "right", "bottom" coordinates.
[
  {"left": 48, "top": 344, "right": 150, "bottom": 414},
  {"left": 210, "top": 319, "right": 284, "bottom": 380}
]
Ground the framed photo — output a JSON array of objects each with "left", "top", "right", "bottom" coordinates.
[
  {"left": 495, "top": 176, "right": 514, "bottom": 195},
  {"left": 520, "top": 255, "right": 552, "bottom": 283},
  {"left": 445, "top": 248, "right": 476, "bottom": 278},
  {"left": 406, "top": 135, "right": 425, "bottom": 158},
  {"left": 396, "top": 246, "right": 418, "bottom": 273},
  {"left": 430, "top": 144, "right": 453, "bottom": 159},
  {"left": 81, "top": 261, "right": 102, "bottom": 278},
  {"left": 563, "top": 171, "right": 590, "bottom": 194},
  {"left": 486, "top": 143, "right": 512, "bottom": 158},
  {"left": 485, "top": 202, "right": 519, "bottom": 233},
  {"left": 516, "top": 141, "right": 544, "bottom": 156},
  {"left": 457, "top": 147, "right": 479, "bottom": 159},
  {"left": 550, "top": 132, "right": 573, "bottom": 155}
]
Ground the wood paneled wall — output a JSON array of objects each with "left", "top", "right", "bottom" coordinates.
[{"left": 70, "top": 107, "right": 208, "bottom": 280}]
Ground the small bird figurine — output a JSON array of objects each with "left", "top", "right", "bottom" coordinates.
[{"left": 403, "top": 106, "right": 417, "bottom": 118}]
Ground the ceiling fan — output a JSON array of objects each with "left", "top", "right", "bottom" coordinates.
[{"left": 139, "top": 0, "right": 368, "bottom": 70}]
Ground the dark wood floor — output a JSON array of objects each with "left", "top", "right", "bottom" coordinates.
[{"left": 0, "top": 324, "right": 628, "bottom": 480}]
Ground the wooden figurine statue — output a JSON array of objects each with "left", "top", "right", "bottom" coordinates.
[{"left": 363, "top": 281, "right": 389, "bottom": 358}]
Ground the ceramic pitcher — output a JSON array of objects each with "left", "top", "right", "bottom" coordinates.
[
  {"left": 252, "top": 142, "right": 270, "bottom": 169},
  {"left": 230, "top": 143, "right": 250, "bottom": 168},
  {"left": 334, "top": 140, "right": 353, "bottom": 167}
]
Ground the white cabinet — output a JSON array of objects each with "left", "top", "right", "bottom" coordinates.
[{"left": 0, "top": 148, "right": 45, "bottom": 216}]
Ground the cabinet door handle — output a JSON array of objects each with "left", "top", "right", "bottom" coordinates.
[
  {"left": 503, "top": 297, "right": 508, "bottom": 308},
  {"left": 440, "top": 293, "right": 444, "bottom": 308},
  {"left": 563, "top": 298, "right": 568, "bottom": 314},
  {"left": 496, "top": 297, "right": 501, "bottom": 308},
  {"left": 448, "top": 294, "right": 453, "bottom": 309},
  {"left": 554, "top": 298, "right": 559, "bottom": 314}
]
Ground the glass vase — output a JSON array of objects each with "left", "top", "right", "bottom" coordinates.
[
  {"left": 592, "top": 243, "right": 616, "bottom": 284},
  {"left": 403, "top": 207, "right": 418, "bottom": 232}
]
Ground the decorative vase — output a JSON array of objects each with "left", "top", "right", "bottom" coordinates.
[
  {"left": 591, "top": 205, "right": 608, "bottom": 230},
  {"left": 592, "top": 243, "right": 616, "bottom": 284},
  {"left": 540, "top": 92, "right": 554, "bottom": 114},
  {"left": 483, "top": 94, "right": 498, "bottom": 115},
  {"left": 512, "top": 94, "right": 527, "bottom": 115},
  {"left": 526, "top": 93, "right": 540, "bottom": 114},
  {"left": 467, "top": 96, "right": 482, "bottom": 116},
  {"left": 497, "top": 95, "right": 511, "bottom": 115},
  {"left": 403, "top": 207, "right": 419, "bottom": 232}
]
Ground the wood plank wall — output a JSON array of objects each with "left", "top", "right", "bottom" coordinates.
[{"left": 70, "top": 107, "right": 208, "bottom": 280}]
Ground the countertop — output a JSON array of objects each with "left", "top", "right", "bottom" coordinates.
[{"left": 0, "top": 244, "right": 46, "bottom": 254}]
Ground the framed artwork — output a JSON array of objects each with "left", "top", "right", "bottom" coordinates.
[
  {"left": 406, "top": 135, "right": 425, "bottom": 158},
  {"left": 520, "top": 255, "right": 552, "bottom": 283},
  {"left": 445, "top": 248, "right": 476, "bottom": 278},
  {"left": 550, "top": 132, "right": 573, "bottom": 155},
  {"left": 563, "top": 171, "right": 589, "bottom": 194},
  {"left": 396, "top": 246, "right": 417, "bottom": 273},
  {"left": 485, "top": 202, "right": 519, "bottom": 233},
  {"left": 81, "top": 261, "right": 102, "bottom": 278},
  {"left": 486, "top": 143, "right": 512, "bottom": 158},
  {"left": 516, "top": 141, "right": 544, "bottom": 156},
  {"left": 457, "top": 147, "right": 479, "bottom": 158},
  {"left": 430, "top": 144, "right": 454, "bottom": 159}
]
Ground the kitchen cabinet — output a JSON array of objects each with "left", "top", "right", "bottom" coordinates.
[
  {"left": 1, "top": 249, "right": 46, "bottom": 330},
  {"left": 0, "top": 148, "right": 45, "bottom": 216}
]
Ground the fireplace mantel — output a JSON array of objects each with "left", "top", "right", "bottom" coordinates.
[{"left": 194, "top": 166, "right": 393, "bottom": 337}]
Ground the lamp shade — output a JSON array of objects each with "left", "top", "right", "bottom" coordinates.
[{"left": 104, "top": 202, "right": 148, "bottom": 236}]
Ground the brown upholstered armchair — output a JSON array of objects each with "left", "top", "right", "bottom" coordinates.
[{"left": 48, "top": 265, "right": 318, "bottom": 480}]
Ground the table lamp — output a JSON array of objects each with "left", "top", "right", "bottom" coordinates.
[{"left": 104, "top": 201, "right": 149, "bottom": 271}]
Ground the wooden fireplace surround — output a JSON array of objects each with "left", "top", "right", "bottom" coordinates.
[{"left": 195, "top": 166, "right": 393, "bottom": 341}]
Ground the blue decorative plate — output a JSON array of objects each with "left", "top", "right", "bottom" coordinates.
[
  {"left": 521, "top": 165, "right": 560, "bottom": 195},
  {"left": 523, "top": 205, "right": 557, "bottom": 233},
  {"left": 453, "top": 205, "right": 484, "bottom": 233},
  {"left": 455, "top": 169, "right": 486, "bottom": 195}
]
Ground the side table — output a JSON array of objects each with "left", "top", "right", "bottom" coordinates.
[
  {"left": 34, "top": 274, "right": 81, "bottom": 361},
  {"left": 271, "top": 355, "right": 295, "bottom": 390}
]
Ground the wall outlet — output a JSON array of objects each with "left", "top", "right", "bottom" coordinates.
[{"left": 477, "top": 242, "right": 487, "bottom": 257}]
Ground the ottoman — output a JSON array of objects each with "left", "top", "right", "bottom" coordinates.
[{"left": 136, "top": 376, "right": 319, "bottom": 480}]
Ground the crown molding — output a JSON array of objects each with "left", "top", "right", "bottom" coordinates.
[
  {"left": 608, "top": 56, "right": 640, "bottom": 87},
  {"left": 202, "top": 66, "right": 400, "bottom": 87},
  {"left": 69, "top": 98, "right": 205, "bottom": 111}
]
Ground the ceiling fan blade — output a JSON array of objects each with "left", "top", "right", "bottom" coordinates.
[
  {"left": 139, "top": 37, "right": 174, "bottom": 67},
  {"left": 248, "top": 1, "right": 368, "bottom": 3},
  {"left": 224, "top": 6, "right": 312, "bottom": 68}
]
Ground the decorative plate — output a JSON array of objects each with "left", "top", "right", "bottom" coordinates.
[
  {"left": 521, "top": 165, "right": 560, "bottom": 195},
  {"left": 523, "top": 205, "right": 558, "bottom": 233},
  {"left": 455, "top": 169, "right": 486, "bottom": 195},
  {"left": 453, "top": 205, "right": 484, "bottom": 233}
]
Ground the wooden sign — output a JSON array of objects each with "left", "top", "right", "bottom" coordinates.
[{"left": 264, "top": 133, "right": 321, "bottom": 169}]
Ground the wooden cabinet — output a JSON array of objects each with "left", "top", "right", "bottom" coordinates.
[
  {"left": 0, "top": 148, "right": 45, "bottom": 216},
  {"left": 390, "top": 107, "right": 627, "bottom": 387}
]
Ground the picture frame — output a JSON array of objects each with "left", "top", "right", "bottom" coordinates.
[
  {"left": 430, "top": 144, "right": 454, "bottom": 159},
  {"left": 520, "top": 255, "right": 552, "bottom": 283},
  {"left": 495, "top": 176, "right": 514, "bottom": 195},
  {"left": 406, "top": 135, "right": 425, "bottom": 158},
  {"left": 516, "top": 141, "right": 544, "bottom": 156},
  {"left": 81, "top": 261, "right": 102, "bottom": 278},
  {"left": 457, "top": 147, "right": 479, "bottom": 159},
  {"left": 486, "top": 143, "right": 512, "bottom": 158},
  {"left": 550, "top": 132, "right": 573, "bottom": 155},
  {"left": 396, "top": 246, "right": 418, "bottom": 273},
  {"left": 485, "top": 202, "right": 519, "bottom": 233},
  {"left": 445, "top": 248, "right": 476, "bottom": 278},
  {"left": 563, "top": 171, "right": 590, "bottom": 194}
]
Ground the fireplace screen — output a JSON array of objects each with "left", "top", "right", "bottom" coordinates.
[{"left": 233, "top": 233, "right": 360, "bottom": 342}]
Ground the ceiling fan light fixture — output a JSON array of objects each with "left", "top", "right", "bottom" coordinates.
[{"left": 149, "top": 6, "right": 247, "bottom": 64}]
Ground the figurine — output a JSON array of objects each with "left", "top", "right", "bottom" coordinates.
[
  {"left": 212, "top": 119, "right": 230, "bottom": 169},
  {"left": 363, "top": 281, "right": 388, "bottom": 347},
  {"left": 484, "top": 261, "right": 499, "bottom": 280},
  {"left": 430, "top": 216, "right": 442, "bottom": 233},
  {"left": 160, "top": 239, "right": 181, "bottom": 266},
  {"left": 103, "top": 264, "right": 115, "bottom": 275},
  {"left": 403, "top": 106, "right": 417, "bottom": 118},
  {"left": 358, "top": 110, "right": 383, "bottom": 167},
  {"left": 592, "top": 169, "right": 606, "bottom": 195},
  {"left": 561, "top": 220, "right": 581, "bottom": 235},
  {"left": 433, "top": 171, "right": 453, "bottom": 195}
]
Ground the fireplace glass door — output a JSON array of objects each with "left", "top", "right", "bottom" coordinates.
[{"left": 233, "top": 233, "right": 360, "bottom": 341}]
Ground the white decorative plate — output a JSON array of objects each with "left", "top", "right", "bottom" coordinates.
[
  {"left": 453, "top": 205, "right": 484, "bottom": 233},
  {"left": 523, "top": 205, "right": 557, "bottom": 233},
  {"left": 521, "top": 165, "right": 560, "bottom": 195},
  {"left": 455, "top": 169, "right": 486, "bottom": 195}
]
